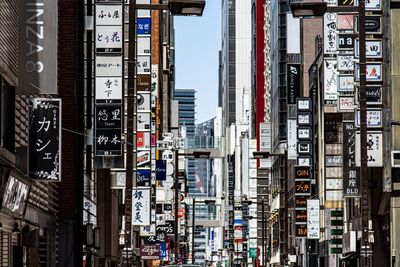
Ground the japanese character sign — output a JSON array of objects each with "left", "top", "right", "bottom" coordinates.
[
  {"left": 95, "top": 77, "right": 123, "bottom": 101},
  {"left": 95, "top": 56, "right": 123, "bottom": 77},
  {"left": 324, "top": 13, "right": 337, "bottom": 54},
  {"left": 29, "top": 98, "right": 61, "bottom": 181},
  {"left": 132, "top": 187, "right": 151, "bottom": 226},
  {"left": 355, "top": 131, "right": 383, "bottom": 167},
  {"left": 343, "top": 121, "right": 360, "bottom": 197},
  {"left": 95, "top": 5, "right": 122, "bottom": 26},
  {"left": 94, "top": 104, "right": 122, "bottom": 156},
  {"left": 137, "top": 18, "right": 151, "bottom": 35},
  {"left": 95, "top": 25, "right": 123, "bottom": 53}
]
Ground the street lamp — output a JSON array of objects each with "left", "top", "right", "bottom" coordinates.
[
  {"left": 124, "top": 1, "right": 206, "bottom": 265},
  {"left": 136, "top": 0, "right": 206, "bottom": 16},
  {"left": 168, "top": 0, "right": 206, "bottom": 16},
  {"left": 290, "top": 2, "right": 327, "bottom": 18}
]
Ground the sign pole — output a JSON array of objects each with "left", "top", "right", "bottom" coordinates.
[
  {"left": 125, "top": 0, "right": 137, "bottom": 265},
  {"left": 358, "top": 1, "right": 370, "bottom": 266}
]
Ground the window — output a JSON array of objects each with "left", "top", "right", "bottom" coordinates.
[{"left": 0, "top": 231, "right": 10, "bottom": 266}]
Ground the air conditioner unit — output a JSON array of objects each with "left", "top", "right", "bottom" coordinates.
[{"left": 392, "top": 151, "right": 400, "bottom": 167}]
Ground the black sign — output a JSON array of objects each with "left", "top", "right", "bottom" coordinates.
[
  {"left": 295, "top": 180, "right": 311, "bottom": 195},
  {"left": 156, "top": 204, "right": 163, "bottom": 213},
  {"left": 295, "top": 166, "right": 311, "bottom": 179},
  {"left": 29, "top": 98, "right": 61, "bottom": 181},
  {"left": 298, "top": 142, "right": 311, "bottom": 154},
  {"left": 156, "top": 160, "right": 167, "bottom": 181},
  {"left": 95, "top": 103, "right": 123, "bottom": 156},
  {"left": 338, "top": 0, "right": 354, "bottom": 6},
  {"left": 366, "top": 86, "right": 382, "bottom": 104},
  {"left": 295, "top": 209, "right": 307, "bottom": 223},
  {"left": 343, "top": 122, "right": 360, "bottom": 197},
  {"left": 295, "top": 224, "right": 307, "bottom": 238},
  {"left": 137, "top": 169, "right": 151, "bottom": 186},
  {"left": 156, "top": 221, "right": 174, "bottom": 236},
  {"left": 163, "top": 204, "right": 173, "bottom": 211},
  {"left": 144, "top": 233, "right": 164, "bottom": 244},
  {"left": 364, "top": 16, "right": 381, "bottom": 34},
  {"left": 295, "top": 196, "right": 308, "bottom": 208},
  {"left": 95, "top": 106, "right": 122, "bottom": 128},
  {"left": 287, "top": 64, "right": 300, "bottom": 105},
  {"left": 94, "top": 128, "right": 122, "bottom": 156},
  {"left": 338, "top": 34, "right": 354, "bottom": 50}
]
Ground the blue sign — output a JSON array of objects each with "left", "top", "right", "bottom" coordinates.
[
  {"left": 234, "top": 219, "right": 243, "bottom": 225},
  {"left": 137, "top": 18, "right": 151, "bottom": 35},
  {"left": 160, "top": 243, "right": 167, "bottom": 260},
  {"left": 156, "top": 160, "right": 167, "bottom": 181},
  {"left": 137, "top": 169, "right": 151, "bottom": 185}
]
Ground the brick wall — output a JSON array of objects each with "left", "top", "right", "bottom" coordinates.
[
  {"left": 303, "top": 18, "right": 322, "bottom": 95},
  {"left": 57, "top": 0, "right": 84, "bottom": 266}
]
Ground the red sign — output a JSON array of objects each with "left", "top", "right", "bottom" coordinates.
[
  {"left": 137, "top": 132, "right": 145, "bottom": 148},
  {"left": 178, "top": 208, "right": 185, "bottom": 219}
]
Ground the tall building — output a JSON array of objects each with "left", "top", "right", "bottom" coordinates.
[
  {"left": 267, "top": 0, "right": 289, "bottom": 265},
  {"left": 195, "top": 118, "right": 216, "bottom": 197},
  {"left": 220, "top": 1, "right": 254, "bottom": 266},
  {"left": 175, "top": 88, "right": 199, "bottom": 197},
  {"left": 175, "top": 89, "right": 196, "bottom": 139}
]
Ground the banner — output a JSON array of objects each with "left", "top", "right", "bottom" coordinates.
[{"left": 29, "top": 98, "right": 61, "bottom": 181}]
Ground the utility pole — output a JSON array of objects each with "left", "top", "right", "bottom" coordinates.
[
  {"left": 125, "top": 0, "right": 137, "bottom": 265},
  {"left": 175, "top": 148, "right": 180, "bottom": 263},
  {"left": 358, "top": 0, "right": 369, "bottom": 266},
  {"left": 261, "top": 199, "right": 265, "bottom": 267},
  {"left": 192, "top": 198, "right": 196, "bottom": 264}
]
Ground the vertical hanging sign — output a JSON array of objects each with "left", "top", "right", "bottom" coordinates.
[
  {"left": 287, "top": 64, "right": 300, "bottom": 105},
  {"left": 136, "top": 4, "right": 153, "bottom": 189},
  {"left": 324, "top": 13, "right": 337, "bottom": 55},
  {"left": 324, "top": 59, "right": 338, "bottom": 101},
  {"left": 307, "top": 199, "right": 320, "bottom": 239},
  {"left": 342, "top": 121, "right": 360, "bottom": 197},
  {"left": 29, "top": 98, "right": 62, "bottom": 181},
  {"left": 94, "top": 2, "right": 124, "bottom": 156},
  {"left": 18, "top": 0, "right": 58, "bottom": 95},
  {"left": 132, "top": 187, "right": 151, "bottom": 226}
]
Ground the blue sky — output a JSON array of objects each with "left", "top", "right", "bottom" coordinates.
[{"left": 174, "top": 0, "right": 221, "bottom": 124}]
